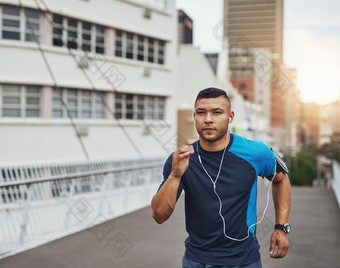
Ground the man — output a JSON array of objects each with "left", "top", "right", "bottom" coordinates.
[{"left": 151, "top": 88, "right": 291, "bottom": 268}]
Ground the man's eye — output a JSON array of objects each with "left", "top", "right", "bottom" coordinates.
[
  {"left": 214, "top": 111, "right": 222, "bottom": 114},
  {"left": 197, "top": 112, "right": 204, "bottom": 114}
]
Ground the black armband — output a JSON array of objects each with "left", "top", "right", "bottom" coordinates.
[
  {"left": 265, "top": 148, "right": 289, "bottom": 180},
  {"left": 272, "top": 148, "right": 289, "bottom": 174}
]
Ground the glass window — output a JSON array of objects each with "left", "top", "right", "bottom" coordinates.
[
  {"left": 1, "top": 85, "right": 41, "bottom": 117},
  {"left": 137, "top": 95, "right": 144, "bottom": 120},
  {"left": 24, "top": 8, "right": 40, "bottom": 42},
  {"left": 25, "top": 86, "right": 40, "bottom": 117},
  {"left": 53, "top": 15, "right": 63, "bottom": 47},
  {"left": 126, "top": 94, "right": 134, "bottom": 119},
  {"left": 81, "top": 90, "right": 91, "bottom": 118},
  {"left": 66, "top": 89, "right": 78, "bottom": 118},
  {"left": 52, "top": 88, "right": 63, "bottom": 118},
  {"left": 2, "top": 84, "right": 21, "bottom": 117},
  {"left": 95, "top": 26, "right": 105, "bottom": 54},
  {"left": 148, "top": 38, "right": 154, "bottom": 63},
  {"left": 82, "top": 22, "right": 92, "bottom": 52},
  {"left": 137, "top": 35, "right": 144, "bottom": 61},
  {"left": 126, "top": 32, "right": 134, "bottom": 59},
  {"left": 146, "top": 96, "right": 155, "bottom": 119},
  {"left": 2, "top": 5, "right": 20, "bottom": 40},
  {"left": 94, "top": 92, "right": 105, "bottom": 118},
  {"left": 67, "top": 18, "right": 78, "bottom": 49},
  {"left": 115, "top": 30, "right": 122, "bottom": 57},
  {"left": 157, "top": 97, "right": 165, "bottom": 120},
  {"left": 158, "top": 40, "right": 165, "bottom": 65},
  {"left": 115, "top": 93, "right": 123, "bottom": 119}
]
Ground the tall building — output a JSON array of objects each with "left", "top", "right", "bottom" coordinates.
[
  {"left": 224, "top": 0, "right": 283, "bottom": 62},
  {"left": 178, "top": 9, "right": 193, "bottom": 45},
  {"left": 223, "top": 0, "right": 289, "bottom": 150},
  {"left": 301, "top": 103, "right": 321, "bottom": 148},
  {"left": 224, "top": 0, "right": 284, "bottom": 101}
]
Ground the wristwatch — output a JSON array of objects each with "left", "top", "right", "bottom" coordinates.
[{"left": 275, "top": 223, "right": 291, "bottom": 234}]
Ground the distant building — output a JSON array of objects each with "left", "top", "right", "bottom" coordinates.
[
  {"left": 320, "top": 99, "right": 340, "bottom": 144},
  {"left": 223, "top": 0, "right": 293, "bottom": 152},
  {"left": 224, "top": 0, "right": 283, "bottom": 63},
  {"left": 205, "top": 53, "right": 219, "bottom": 75},
  {"left": 301, "top": 103, "right": 321, "bottom": 147},
  {"left": 178, "top": 9, "right": 193, "bottom": 45}
]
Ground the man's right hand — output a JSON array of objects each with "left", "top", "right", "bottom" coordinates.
[{"left": 171, "top": 145, "right": 195, "bottom": 178}]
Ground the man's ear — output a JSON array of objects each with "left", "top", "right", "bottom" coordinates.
[{"left": 228, "top": 111, "right": 235, "bottom": 123}]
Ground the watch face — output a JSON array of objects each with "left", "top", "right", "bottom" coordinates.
[{"left": 284, "top": 224, "right": 291, "bottom": 233}]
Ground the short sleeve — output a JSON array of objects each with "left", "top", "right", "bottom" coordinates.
[
  {"left": 157, "top": 154, "right": 184, "bottom": 201},
  {"left": 259, "top": 143, "right": 276, "bottom": 178}
]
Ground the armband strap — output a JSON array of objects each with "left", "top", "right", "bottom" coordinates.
[
  {"left": 264, "top": 149, "right": 289, "bottom": 180},
  {"left": 272, "top": 148, "right": 289, "bottom": 174}
]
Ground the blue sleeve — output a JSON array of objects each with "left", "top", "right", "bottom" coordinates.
[
  {"left": 259, "top": 142, "right": 276, "bottom": 178},
  {"left": 157, "top": 154, "right": 184, "bottom": 201}
]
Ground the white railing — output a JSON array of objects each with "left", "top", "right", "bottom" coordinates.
[
  {"left": 332, "top": 161, "right": 340, "bottom": 207},
  {"left": 0, "top": 157, "right": 164, "bottom": 259}
]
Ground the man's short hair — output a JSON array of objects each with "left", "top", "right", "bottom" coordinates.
[{"left": 195, "top": 87, "right": 231, "bottom": 108}]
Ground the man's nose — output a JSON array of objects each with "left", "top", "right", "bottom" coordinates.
[{"left": 204, "top": 113, "right": 213, "bottom": 123}]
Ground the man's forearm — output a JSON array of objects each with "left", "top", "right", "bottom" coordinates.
[
  {"left": 272, "top": 173, "right": 291, "bottom": 224},
  {"left": 151, "top": 173, "right": 181, "bottom": 224}
]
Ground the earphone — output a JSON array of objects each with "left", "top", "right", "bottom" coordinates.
[{"left": 193, "top": 114, "right": 275, "bottom": 241}]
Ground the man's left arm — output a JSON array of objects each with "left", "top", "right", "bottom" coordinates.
[{"left": 269, "top": 172, "right": 291, "bottom": 258}]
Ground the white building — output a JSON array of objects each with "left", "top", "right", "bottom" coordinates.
[
  {"left": 176, "top": 41, "right": 270, "bottom": 145},
  {"left": 0, "top": 0, "right": 178, "bottom": 164}
]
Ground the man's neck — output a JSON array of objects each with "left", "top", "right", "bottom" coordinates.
[{"left": 199, "top": 133, "right": 231, "bottom": 152}]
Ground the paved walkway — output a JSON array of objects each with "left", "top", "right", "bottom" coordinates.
[{"left": 0, "top": 186, "right": 339, "bottom": 268}]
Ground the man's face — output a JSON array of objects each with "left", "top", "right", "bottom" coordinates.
[{"left": 194, "top": 96, "right": 232, "bottom": 143}]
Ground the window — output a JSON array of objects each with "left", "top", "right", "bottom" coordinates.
[
  {"left": 66, "top": 89, "right": 78, "bottom": 117},
  {"left": 52, "top": 88, "right": 63, "bottom": 117},
  {"left": 53, "top": 88, "right": 105, "bottom": 119},
  {"left": 115, "top": 93, "right": 123, "bottom": 119},
  {"left": 0, "top": 84, "right": 40, "bottom": 117},
  {"left": 157, "top": 40, "right": 165, "bottom": 65},
  {"left": 53, "top": 15, "right": 63, "bottom": 46},
  {"left": 51, "top": 15, "right": 105, "bottom": 54},
  {"left": 114, "top": 93, "right": 165, "bottom": 120},
  {"left": 25, "top": 86, "right": 40, "bottom": 117},
  {"left": 137, "top": 35, "right": 144, "bottom": 61},
  {"left": 95, "top": 26, "right": 105, "bottom": 54},
  {"left": 146, "top": 96, "right": 154, "bottom": 119},
  {"left": 2, "top": 5, "right": 20, "bottom": 40},
  {"left": 126, "top": 94, "right": 134, "bottom": 119},
  {"left": 137, "top": 95, "right": 144, "bottom": 119},
  {"left": 115, "top": 30, "right": 123, "bottom": 57},
  {"left": 148, "top": 38, "right": 154, "bottom": 63},
  {"left": 67, "top": 18, "right": 78, "bottom": 49},
  {"left": 126, "top": 32, "right": 134, "bottom": 59},
  {"left": 82, "top": 22, "right": 91, "bottom": 52},
  {"left": 24, "top": 8, "right": 40, "bottom": 42},
  {"left": 1, "top": 5, "right": 41, "bottom": 42},
  {"left": 157, "top": 96, "right": 165, "bottom": 120},
  {"left": 94, "top": 92, "right": 105, "bottom": 118},
  {"left": 114, "top": 30, "right": 165, "bottom": 65}
]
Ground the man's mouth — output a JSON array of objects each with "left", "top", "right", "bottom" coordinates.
[{"left": 203, "top": 128, "right": 216, "bottom": 131}]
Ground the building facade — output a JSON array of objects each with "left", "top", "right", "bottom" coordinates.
[
  {"left": 178, "top": 9, "right": 193, "bottom": 45},
  {"left": 0, "top": 0, "right": 178, "bottom": 163}
]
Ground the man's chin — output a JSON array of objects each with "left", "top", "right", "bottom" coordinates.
[{"left": 201, "top": 135, "right": 219, "bottom": 142}]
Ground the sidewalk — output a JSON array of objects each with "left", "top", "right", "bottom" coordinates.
[{"left": 0, "top": 186, "right": 339, "bottom": 268}]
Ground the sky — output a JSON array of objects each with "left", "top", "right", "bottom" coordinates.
[{"left": 176, "top": 0, "right": 340, "bottom": 105}]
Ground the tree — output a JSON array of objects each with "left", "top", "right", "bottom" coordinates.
[{"left": 285, "top": 151, "right": 317, "bottom": 186}]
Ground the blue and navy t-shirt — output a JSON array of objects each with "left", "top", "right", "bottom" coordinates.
[{"left": 157, "top": 133, "right": 276, "bottom": 266}]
